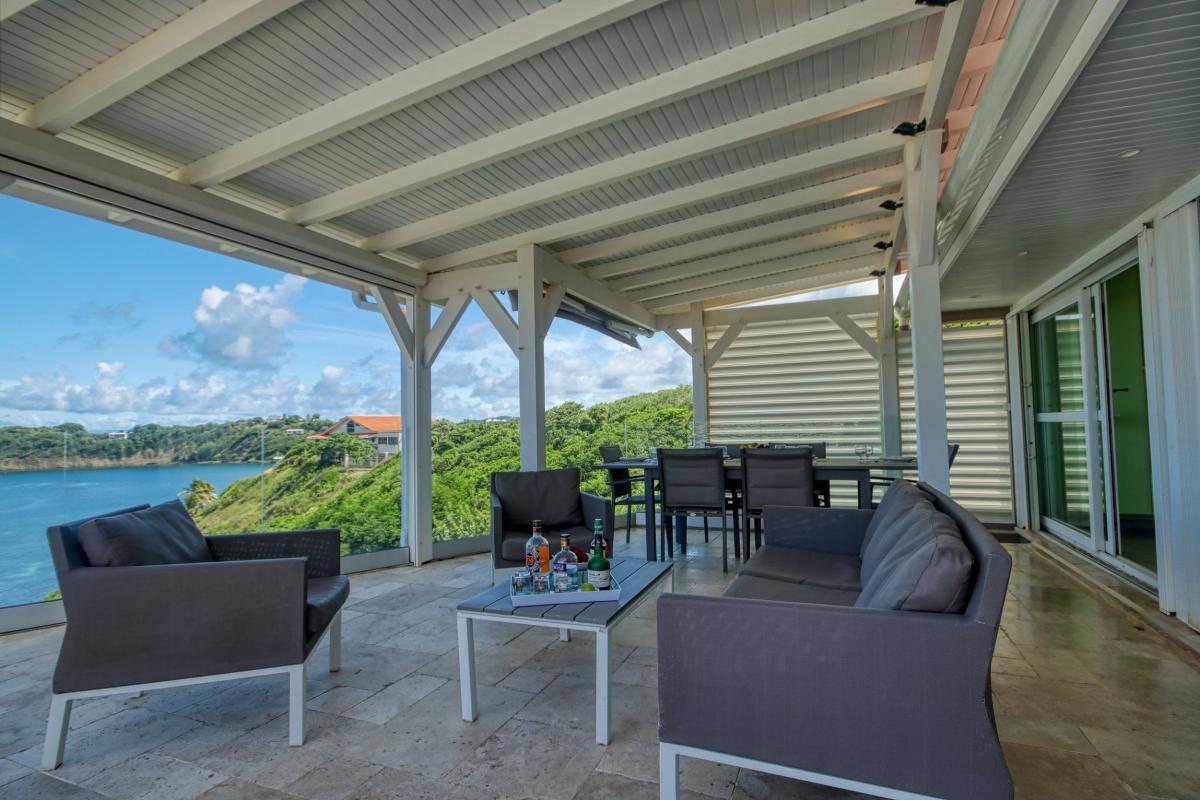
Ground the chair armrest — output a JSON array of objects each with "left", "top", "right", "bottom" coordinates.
[
  {"left": 657, "top": 594, "right": 1005, "bottom": 797},
  {"left": 54, "top": 558, "right": 307, "bottom": 694},
  {"left": 205, "top": 529, "right": 340, "bottom": 577},
  {"left": 762, "top": 505, "right": 872, "bottom": 555},
  {"left": 580, "top": 492, "right": 614, "bottom": 556}
]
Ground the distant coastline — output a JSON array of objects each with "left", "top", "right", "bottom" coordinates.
[{"left": 0, "top": 456, "right": 263, "bottom": 474}]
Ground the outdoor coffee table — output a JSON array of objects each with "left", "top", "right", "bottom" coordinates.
[{"left": 456, "top": 557, "right": 673, "bottom": 745}]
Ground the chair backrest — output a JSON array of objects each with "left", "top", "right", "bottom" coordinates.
[
  {"left": 704, "top": 442, "right": 741, "bottom": 458},
  {"left": 598, "top": 445, "right": 631, "bottom": 486},
  {"left": 657, "top": 448, "right": 726, "bottom": 512},
  {"left": 768, "top": 441, "right": 827, "bottom": 458},
  {"left": 948, "top": 442, "right": 960, "bottom": 468},
  {"left": 741, "top": 447, "right": 814, "bottom": 513},
  {"left": 490, "top": 467, "right": 583, "bottom": 530},
  {"left": 47, "top": 504, "right": 151, "bottom": 613}
]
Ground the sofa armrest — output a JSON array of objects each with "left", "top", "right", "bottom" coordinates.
[
  {"left": 205, "top": 529, "right": 340, "bottom": 577},
  {"left": 54, "top": 558, "right": 307, "bottom": 694},
  {"left": 657, "top": 593, "right": 1007, "bottom": 799},
  {"left": 580, "top": 492, "right": 614, "bottom": 556},
  {"left": 762, "top": 505, "right": 872, "bottom": 555}
]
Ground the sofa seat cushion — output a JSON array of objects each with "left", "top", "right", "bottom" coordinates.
[
  {"left": 492, "top": 468, "right": 585, "bottom": 530},
  {"left": 724, "top": 575, "right": 858, "bottom": 606},
  {"left": 855, "top": 507, "right": 975, "bottom": 613},
  {"left": 307, "top": 575, "right": 349, "bottom": 635},
  {"left": 77, "top": 499, "right": 212, "bottom": 567},
  {"left": 500, "top": 526, "right": 589, "bottom": 562},
  {"left": 739, "top": 546, "right": 862, "bottom": 590}
]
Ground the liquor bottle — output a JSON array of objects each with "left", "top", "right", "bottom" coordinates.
[
  {"left": 587, "top": 519, "right": 611, "bottom": 590},
  {"left": 525, "top": 520, "right": 550, "bottom": 575},
  {"left": 551, "top": 534, "right": 579, "bottom": 592}
]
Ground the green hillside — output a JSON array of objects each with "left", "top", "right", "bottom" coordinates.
[{"left": 195, "top": 386, "right": 692, "bottom": 550}]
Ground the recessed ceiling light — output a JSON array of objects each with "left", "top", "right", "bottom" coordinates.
[
  {"left": 1117, "top": 148, "right": 1142, "bottom": 159},
  {"left": 105, "top": 210, "right": 133, "bottom": 223},
  {"left": 1017, "top": 250, "right": 1029, "bottom": 257}
]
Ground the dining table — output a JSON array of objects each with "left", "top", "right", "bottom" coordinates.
[{"left": 595, "top": 454, "right": 919, "bottom": 562}]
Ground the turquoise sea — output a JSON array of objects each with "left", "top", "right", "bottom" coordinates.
[{"left": 0, "top": 463, "right": 264, "bottom": 608}]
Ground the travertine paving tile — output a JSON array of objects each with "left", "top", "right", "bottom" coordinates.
[
  {"left": 282, "top": 758, "right": 382, "bottom": 800},
  {"left": 80, "top": 751, "right": 224, "bottom": 800},
  {"left": 0, "top": 758, "right": 31, "bottom": 789},
  {"left": 1001, "top": 742, "right": 1136, "bottom": 800}
]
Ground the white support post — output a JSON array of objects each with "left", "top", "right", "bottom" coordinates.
[
  {"left": 398, "top": 291, "right": 434, "bottom": 565},
  {"left": 878, "top": 273, "right": 902, "bottom": 456},
  {"left": 689, "top": 303, "right": 709, "bottom": 445},
  {"left": 517, "top": 245, "right": 549, "bottom": 471},
  {"left": 906, "top": 132, "right": 951, "bottom": 492}
]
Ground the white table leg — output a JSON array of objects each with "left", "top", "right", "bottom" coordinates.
[
  {"left": 560, "top": 628, "right": 571, "bottom": 642},
  {"left": 458, "top": 615, "right": 477, "bottom": 722},
  {"left": 595, "top": 628, "right": 611, "bottom": 745}
]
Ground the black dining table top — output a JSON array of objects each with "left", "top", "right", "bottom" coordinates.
[{"left": 596, "top": 455, "right": 918, "bottom": 472}]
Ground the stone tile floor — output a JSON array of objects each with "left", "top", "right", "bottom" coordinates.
[{"left": 1, "top": 532, "right": 1198, "bottom": 799}]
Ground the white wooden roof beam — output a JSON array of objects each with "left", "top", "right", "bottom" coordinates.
[
  {"left": 594, "top": 194, "right": 895, "bottom": 282},
  {"left": 615, "top": 220, "right": 890, "bottom": 294},
  {"left": 284, "top": 0, "right": 938, "bottom": 225},
  {"left": 539, "top": 255, "right": 657, "bottom": 331},
  {"left": 658, "top": 293, "right": 877, "bottom": 328},
  {"left": 417, "top": 130, "right": 903, "bottom": 273},
  {"left": 360, "top": 67, "right": 928, "bottom": 252},
  {"left": 170, "top": 0, "right": 658, "bottom": 188},
  {"left": 630, "top": 238, "right": 884, "bottom": 303},
  {"left": 563, "top": 165, "right": 902, "bottom": 267},
  {"left": 920, "top": 0, "right": 986, "bottom": 144},
  {"left": 13, "top": 0, "right": 301, "bottom": 134},
  {"left": 0, "top": 0, "right": 38, "bottom": 21}
]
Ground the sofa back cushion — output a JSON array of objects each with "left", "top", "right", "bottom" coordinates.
[
  {"left": 491, "top": 468, "right": 584, "bottom": 530},
  {"left": 860, "top": 481, "right": 934, "bottom": 581},
  {"left": 855, "top": 506, "right": 975, "bottom": 613},
  {"left": 77, "top": 500, "right": 212, "bottom": 567}
]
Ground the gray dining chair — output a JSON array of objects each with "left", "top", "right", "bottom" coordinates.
[
  {"left": 658, "top": 447, "right": 730, "bottom": 571},
  {"left": 768, "top": 441, "right": 829, "bottom": 506},
  {"left": 870, "top": 442, "right": 960, "bottom": 505},
  {"left": 740, "top": 446, "right": 815, "bottom": 559},
  {"left": 599, "top": 445, "right": 660, "bottom": 543}
]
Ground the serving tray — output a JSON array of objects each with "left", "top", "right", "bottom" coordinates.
[{"left": 510, "top": 575, "right": 621, "bottom": 606}]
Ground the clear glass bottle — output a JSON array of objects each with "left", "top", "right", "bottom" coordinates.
[
  {"left": 551, "top": 534, "right": 579, "bottom": 592},
  {"left": 587, "top": 519, "right": 611, "bottom": 590},
  {"left": 525, "top": 520, "right": 549, "bottom": 576}
]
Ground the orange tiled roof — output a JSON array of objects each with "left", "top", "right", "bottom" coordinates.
[{"left": 316, "top": 415, "right": 402, "bottom": 436}]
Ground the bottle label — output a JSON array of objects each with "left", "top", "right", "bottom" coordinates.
[
  {"left": 525, "top": 551, "right": 536, "bottom": 570},
  {"left": 587, "top": 570, "right": 611, "bottom": 590}
]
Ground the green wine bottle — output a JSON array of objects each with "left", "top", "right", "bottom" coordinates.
[{"left": 587, "top": 518, "right": 611, "bottom": 590}]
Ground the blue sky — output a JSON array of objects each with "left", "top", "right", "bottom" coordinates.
[{"left": 0, "top": 195, "right": 696, "bottom": 429}]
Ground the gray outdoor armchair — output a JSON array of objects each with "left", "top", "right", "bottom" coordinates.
[
  {"left": 657, "top": 480, "right": 1013, "bottom": 800},
  {"left": 43, "top": 501, "right": 347, "bottom": 769}
]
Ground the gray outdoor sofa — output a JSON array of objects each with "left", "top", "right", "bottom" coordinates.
[
  {"left": 43, "top": 501, "right": 347, "bottom": 769},
  {"left": 657, "top": 480, "right": 1013, "bottom": 800}
]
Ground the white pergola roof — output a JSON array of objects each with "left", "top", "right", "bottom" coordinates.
[{"left": 0, "top": 0, "right": 1014, "bottom": 324}]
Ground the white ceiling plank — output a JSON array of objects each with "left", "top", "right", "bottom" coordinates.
[
  {"left": 595, "top": 196, "right": 894, "bottom": 282},
  {"left": 564, "top": 165, "right": 903, "bottom": 266},
  {"left": 0, "top": 0, "right": 38, "bottom": 22},
  {"left": 630, "top": 238, "right": 884, "bottom": 303},
  {"left": 646, "top": 253, "right": 881, "bottom": 311},
  {"left": 616, "top": 221, "right": 890, "bottom": 294},
  {"left": 920, "top": 0, "right": 986, "bottom": 136},
  {"left": 470, "top": 288, "right": 519, "bottom": 355},
  {"left": 417, "top": 130, "right": 904, "bottom": 272},
  {"left": 13, "top": 0, "right": 301, "bottom": 134},
  {"left": 359, "top": 67, "right": 928, "bottom": 252},
  {"left": 539, "top": 256, "right": 657, "bottom": 331},
  {"left": 284, "top": 0, "right": 937, "bottom": 225},
  {"left": 424, "top": 292, "right": 471, "bottom": 367},
  {"left": 171, "top": 0, "right": 658, "bottom": 188},
  {"left": 829, "top": 311, "right": 881, "bottom": 360}
]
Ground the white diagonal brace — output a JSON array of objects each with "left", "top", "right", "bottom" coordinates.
[
  {"left": 593, "top": 194, "right": 895, "bottom": 281},
  {"left": 538, "top": 256, "right": 656, "bottom": 331},
  {"left": 920, "top": 0, "right": 985, "bottom": 137},
  {"left": 470, "top": 288, "right": 519, "bottom": 355},
  {"left": 705, "top": 320, "right": 745, "bottom": 369},
  {"left": 0, "top": 0, "right": 38, "bottom": 21},
  {"left": 663, "top": 327, "right": 691, "bottom": 353},
  {"left": 566, "top": 165, "right": 902, "bottom": 267},
  {"left": 417, "top": 130, "right": 902, "bottom": 272},
  {"left": 629, "top": 237, "right": 886, "bottom": 303},
  {"left": 829, "top": 311, "right": 880, "bottom": 360},
  {"left": 360, "top": 67, "right": 927, "bottom": 252},
  {"left": 284, "top": 0, "right": 936, "bottom": 225},
  {"left": 14, "top": 0, "right": 300, "bottom": 134},
  {"left": 541, "top": 282, "right": 567, "bottom": 338},
  {"left": 614, "top": 220, "right": 890, "bottom": 294},
  {"left": 371, "top": 286, "right": 413, "bottom": 360},
  {"left": 171, "top": 0, "right": 657, "bottom": 187},
  {"left": 646, "top": 253, "right": 880, "bottom": 311},
  {"left": 425, "top": 292, "right": 471, "bottom": 367}
]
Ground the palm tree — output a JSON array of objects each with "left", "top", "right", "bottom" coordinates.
[{"left": 181, "top": 478, "right": 217, "bottom": 512}]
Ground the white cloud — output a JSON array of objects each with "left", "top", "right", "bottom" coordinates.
[{"left": 162, "top": 275, "right": 306, "bottom": 369}]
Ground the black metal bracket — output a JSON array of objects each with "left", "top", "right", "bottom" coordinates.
[
  {"left": 879, "top": 199, "right": 904, "bottom": 211},
  {"left": 915, "top": 0, "right": 959, "bottom": 7},
  {"left": 869, "top": 269, "right": 886, "bottom": 278},
  {"left": 873, "top": 241, "right": 894, "bottom": 251},
  {"left": 893, "top": 119, "right": 927, "bottom": 137}
]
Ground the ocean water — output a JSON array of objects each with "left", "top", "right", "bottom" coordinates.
[{"left": 0, "top": 463, "right": 264, "bottom": 608}]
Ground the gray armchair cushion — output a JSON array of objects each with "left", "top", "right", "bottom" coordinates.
[
  {"left": 739, "top": 546, "right": 862, "bottom": 591},
  {"left": 724, "top": 574, "right": 858, "bottom": 606},
  {"left": 500, "top": 525, "right": 589, "bottom": 562},
  {"left": 856, "top": 508, "right": 975, "bottom": 613},
  {"left": 492, "top": 468, "right": 585, "bottom": 530},
  {"left": 306, "top": 575, "right": 349, "bottom": 635},
  {"left": 78, "top": 500, "right": 212, "bottom": 567}
]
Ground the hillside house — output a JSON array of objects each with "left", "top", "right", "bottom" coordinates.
[{"left": 309, "top": 416, "right": 402, "bottom": 458}]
